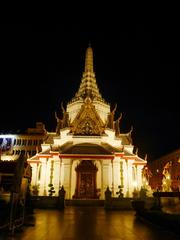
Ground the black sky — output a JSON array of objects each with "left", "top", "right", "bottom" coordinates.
[{"left": 0, "top": 24, "right": 180, "bottom": 161}]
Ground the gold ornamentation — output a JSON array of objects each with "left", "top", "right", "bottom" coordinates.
[
  {"left": 70, "top": 98, "right": 105, "bottom": 136},
  {"left": 55, "top": 102, "right": 70, "bottom": 134},
  {"left": 114, "top": 112, "right": 122, "bottom": 136},
  {"left": 71, "top": 46, "right": 104, "bottom": 102},
  {"left": 106, "top": 104, "right": 117, "bottom": 129}
]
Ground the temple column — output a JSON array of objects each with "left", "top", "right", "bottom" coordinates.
[
  {"left": 63, "top": 159, "right": 72, "bottom": 199},
  {"left": 128, "top": 160, "right": 134, "bottom": 196},
  {"left": 125, "top": 159, "right": 134, "bottom": 197},
  {"left": 71, "top": 160, "right": 79, "bottom": 199},
  {"left": 102, "top": 160, "right": 110, "bottom": 199},
  {"left": 112, "top": 157, "right": 120, "bottom": 197},
  {"left": 35, "top": 163, "right": 39, "bottom": 185},
  {"left": 30, "top": 162, "right": 38, "bottom": 186},
  {"left": 94, "top": 160, "right": 102, "bottom": 199},
  {"left": 39, "top": 158, "right": 48, "bottom": 196},
  {"left": 111, "top": 159, "right": 114, "bottom": 196},
  {"left": 59, "top": 157, "right": 63, "bottom": 188},
  {"left": 125, "top": 159, "right": 129, "bottom": 197},
  {"left": 120, "top": 160, "right": 124, "bottom": 188},
  {"left": 137, "top": 165, "right": 143, "bottom": 189},
  {"left": 53, "top": 160, "right": 60, "bottom": 196}
]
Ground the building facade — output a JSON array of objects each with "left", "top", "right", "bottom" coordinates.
[
  {"left": 0, "top": 122, "right": 46, "bottom": 161},
  {"left": 28, "top": 45, "right": 147, "bottom": 199},
  {"left": 148, "top": 149, "right": 180, "bottom": 192}
]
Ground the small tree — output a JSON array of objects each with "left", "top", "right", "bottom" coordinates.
[
  {"left": 116, "top": 185, "right": 124, "bottom": 198},
  {"left": 132, "top": 189, "right": 139, "bottom": 199},
  {"left": 139, "top": 187, "right": 147, "bottom": 199},
  {"left": 48, "top": 184, "right": 55, "bottom": 196},
  {"left": 32, "top": 185, "right": 39, "bottom": 196}
]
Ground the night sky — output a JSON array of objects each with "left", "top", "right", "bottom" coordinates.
[{"left": 0, "top": 24, "right": 180, "bottom": 161}]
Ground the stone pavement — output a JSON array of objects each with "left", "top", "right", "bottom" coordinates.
[{"left": 0, "top": 207, "right": 179, "bottom": 240}]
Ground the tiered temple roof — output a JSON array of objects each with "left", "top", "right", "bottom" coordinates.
[{"left": 71, "top": 44, "right": 105, "bottom": 103}]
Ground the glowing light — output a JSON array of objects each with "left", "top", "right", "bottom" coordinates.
[
  {"left": 133, "top": 181, "right": 137, "bottom": 187},
  {"left": 0, "top": 134, "right": 16, "bottom": 138},
  {"left": 163, "top": 180, "right": 166, "bottom": 184}
]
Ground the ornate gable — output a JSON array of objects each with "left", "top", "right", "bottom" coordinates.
[{"left": 70, "top": 97, "right": 105, "bottom": 136}]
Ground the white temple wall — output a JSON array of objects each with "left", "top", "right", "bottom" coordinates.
[
  {"left": 30, "top": 156, "right": 145, "bottom": 199},
  {"left": 41, "top": 144, "right": 50, "bottom": 152},
  {"left": 52, "top": 130, "right": 124, "bottom": 151},
  {"left": 124, "top": 145, "right": 134, "bottom": 154},
  {"left": 67, "top": 101, "right": 84, "bottom": 122},
  {"left": 102, "top": 130, "right": 122, "bottom": 148},
  {"left": 72, "top": 137, "right": 101, "bottom": 145},
  {"left": 93, "top": 102, "right": 110, "bottom": 123},
  {"left": 54, "top": 129, "right": 72, "bottom": 146}
]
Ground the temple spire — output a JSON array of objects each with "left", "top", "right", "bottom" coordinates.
[
  {"left": 84, "top": 44, "right": 94, "bottom": 72},
  {"left": 72, "top": 44, "right": 104, "bottom": 102}
]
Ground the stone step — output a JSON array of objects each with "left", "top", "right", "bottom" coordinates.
[{"left": 65, "top": 199, "right": 105, "bottom": 206}]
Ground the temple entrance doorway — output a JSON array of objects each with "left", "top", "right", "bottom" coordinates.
[{"left": 73, "top": 160, "right": 98, "bottom": 199}]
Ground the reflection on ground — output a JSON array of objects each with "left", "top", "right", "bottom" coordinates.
[{"left": 0, "top": 207, "right": 179, "bottom": 240}]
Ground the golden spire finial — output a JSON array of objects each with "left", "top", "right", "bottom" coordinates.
[
  {"left": 72, "top": 44, "right": 104, "bottom": 102},
  {"left": 85, "top": 44, "right": 94, "bottom": 72}
]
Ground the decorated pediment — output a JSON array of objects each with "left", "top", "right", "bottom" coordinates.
[{"left": 70, "top": 97, "right": 105, "bottom": 136}]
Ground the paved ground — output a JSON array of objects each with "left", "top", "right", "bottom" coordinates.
[{"left": 0, "top": 207, "right": 179, "bottom": 240}]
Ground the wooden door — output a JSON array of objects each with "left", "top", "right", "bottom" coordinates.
[{"left": 73, "top": 160, "right": 98, "bottom": 199}]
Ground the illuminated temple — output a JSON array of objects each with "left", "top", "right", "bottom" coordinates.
[
  {"left": 27, "top": 45, "right": 146, "bottom": 199},
  {"left": 0, "top": 45, "right": 147, "bottom": 199}
]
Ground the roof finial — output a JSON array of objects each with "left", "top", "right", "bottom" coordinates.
[
  {"left": 72, "top": 44, "right": 104, "bottom": 102},
  {"left": 130, "top": 125, "right": 133, "bottom": 134},
  {"left": 85, "top": 43, "right": 94, "bottom": 72},
  {"left": 135, "top": 147, "right": 138, "bottom": 155}
]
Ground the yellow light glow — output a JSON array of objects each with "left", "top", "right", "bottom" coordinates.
[
  {"left": 133, "top": 181, "right": 137, "bottom": 187},
  {"left": 163, "top": 180, "right": 166, "bottom": 184}
]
